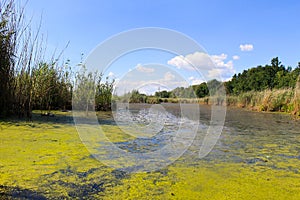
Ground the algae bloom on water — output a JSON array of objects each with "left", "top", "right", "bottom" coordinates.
[{"left": 0, "top": 108, "right": 300, "bottom": 199}]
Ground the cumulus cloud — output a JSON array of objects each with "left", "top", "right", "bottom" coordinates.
[
  {"left": 115, "top": 79, "right": 187, "bottom": 96},
  {"left": 211, "top": 54, "right": 233, "bottom": 69},
  {"left": 108, "top": 72, "right": 115, "bottom": 77},
  {"left": 239, "top": 44, "right": 253, "bottom": 51},
  {"left": 135, "top": 64, "right": 155, "bottom": 73},
  {"left": 168, "top": 51, "right": 235, "bottom": 80},
  {"left": 188, "top": 76, "right": 195, "bottom": 81},
  {"left": 113, "top": 66, "right": 188, "bottom": 96},
  {"left": 167, "top": 52, "right": 212, "bottom": 71},
  {"left": 232, "top": 55, "right": 240, "bottom": 60},
  {"left": 188, "top": 76, "right": 205, "bottom": 85},
  {"left": 207, "top": 69, "right": 223, "bottom": 79},
  {"left": 164, "top": 71, "right": 175, "bottom": 81},
  {"left": 167, "top": 52, "right": 234, "bottom": 71}
]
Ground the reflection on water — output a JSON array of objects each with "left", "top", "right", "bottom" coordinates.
[
  {"left": 102, "top": 103, "right": 300, "bottom": 172},
  {"left": 94, "top": 103, "right": 200, "bottom": 172},
  {"left": 112, "top": 105, "right": 200, "bottom": 154}
]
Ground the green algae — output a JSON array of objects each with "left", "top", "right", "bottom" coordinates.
[
  {"left": 100, "top": 161, "right": 300, "bottom": 200},
  {"left": 0, "top": 110, "right": 300, "bottom": 199}
]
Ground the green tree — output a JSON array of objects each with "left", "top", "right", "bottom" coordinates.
[
  {"left": 129, "top": 90, "right": 147, "bottom": 103},
  {"left": 207, "top": 79, "right": 222, "bottom": 95},
  {"left": 194, "top": 82, "right": 209, "bottom": 98},
  {"left": 225, "top": 57, "right": 298, "bottom": 95}
]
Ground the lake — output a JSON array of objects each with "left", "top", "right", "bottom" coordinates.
[{"left": 0, "top": 104, "right": 299, "bottom": 199}]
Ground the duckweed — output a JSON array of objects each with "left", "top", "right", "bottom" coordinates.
[{"left": 0, "top": 110, "right": 299, "bottom": 199}]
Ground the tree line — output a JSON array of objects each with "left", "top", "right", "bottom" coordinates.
[
  {"left": 153, "top": 57, "right": 300, "bottom": 99},
  {"left": 225, "top": 57, "right": 300, "bottom": 95},
  {"left": 124, "top": 58, "right": 299, "bottom": 117},
  {"left": 154, "top": 79, "right": 221, "bottom": 99}
]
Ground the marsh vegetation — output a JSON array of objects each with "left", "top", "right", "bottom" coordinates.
[{"left": 1, "top": 1, "right": 300, "bottom": 199}]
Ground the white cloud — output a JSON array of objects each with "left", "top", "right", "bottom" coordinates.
[
  {"left": 135, "top": 64, "right": 155, "bottom": 73},
  {"left": 167, "top": 52, "right": 213, "bottom": 71},
  {"left": 115, "top": 79, "right": 187, "bottom": 96},
  {"left": 191, "top": 79, "right": 203, "bottom": 85},
  {"left": 232, "top": 55, "right": 240, "bottom": 60},
  {"left": 211, "top": 54, "right": 233, "bottom": 69},
  {"left": 188, "top": 76, "right": 205, "bottom": 85},
  {"left": 239, "top": 44, "right": 253, "bottom": 51},
  {"left": 188, "top": 76, "right": 195, "bottom": 81},
  {"left": 164, "top": 71, "right": 175, "bottom": 81},
  {"left": 167, "top": 52, "right": 233, "bottom": 70},
  {"left": 168, "top": 51, "right": 235, "bottom": 81},
  {"left": 207, "top": 69, "right": 223, "bottom": 79},
  {"left": 207, "top": 67, "right": 235, "bottom": 80},
  {"left": 113, "top": 68, "right": 188, "bottom": 96},
  {"left": 108, "top": 72, "right": 115, "bottom": 77},
  {"left": 167, "top": 55, "right": 190, "bottom": 70}
]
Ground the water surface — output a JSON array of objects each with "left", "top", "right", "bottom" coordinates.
[{"left": 0, "top": 104, "right": 299, "bottom": 199}]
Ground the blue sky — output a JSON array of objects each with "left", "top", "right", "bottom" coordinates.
[{"left": 27, "top": 0, "right": 300, "bottom": 93}]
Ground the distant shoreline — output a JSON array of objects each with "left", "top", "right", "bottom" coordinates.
[{"left": 136, "top": 88, "right": 299, "bottom": 119}]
